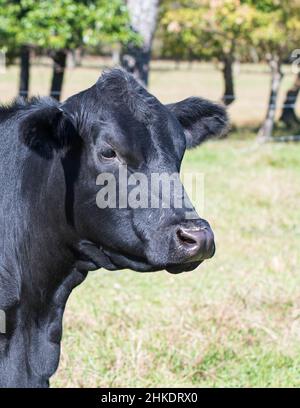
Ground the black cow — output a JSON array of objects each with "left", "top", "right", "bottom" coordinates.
[{"left": 0, "top": 69, "right": 227, "bottom": 387}]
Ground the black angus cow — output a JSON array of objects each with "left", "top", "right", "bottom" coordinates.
[{"left": 0, "top": 69, "right": 227, "bottom": 387}]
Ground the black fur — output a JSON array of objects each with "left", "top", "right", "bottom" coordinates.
[
  {"left": 0, "top": 68, "right": 227, "bottom": 387},
  {"left": 18, "top": 97, "right": 77, "bottom": 159},
  {"left": 167, "top": 97, "right": 228, "bottom": 148}
]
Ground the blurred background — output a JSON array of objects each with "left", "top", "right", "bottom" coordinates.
[{"left": 0, "top": 0, "right": 299, "bottom": 387}]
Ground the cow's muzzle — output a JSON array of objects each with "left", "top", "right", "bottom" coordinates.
[
  {"left": 176, "top": 219, "right": 215, "bottom": 262},
  {"left": 79, "top": 218, "right": 215, "bottom": 274}
]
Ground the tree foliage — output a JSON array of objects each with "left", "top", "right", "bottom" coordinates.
[
  {"left": 0, "top": 0, "right": 138, "bottom": 52},
  {"left": 0, "top": 1, "right": 20, "bottom": 52},
  {"left": 160, "top": 0, "right": 259, "bottom": 61},
  {"left": 248, "top": 0, "right": 300, "bottom": 62},
  {"left": 159, "top": 0, "right": 300, "bottom": 63}
]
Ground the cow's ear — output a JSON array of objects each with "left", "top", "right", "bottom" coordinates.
[
  {"left": 166, "top": 97, "right": 228, "bottom": 148},
  {"left": 19, "top": 103, "right": 76, "bottom": 159}
]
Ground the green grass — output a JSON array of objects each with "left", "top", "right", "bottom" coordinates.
[{"left": 52, "top": 138, "right": 300, "bottom": 388}]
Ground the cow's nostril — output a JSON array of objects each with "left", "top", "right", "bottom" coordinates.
[
  {"left": 176, "top": 229, "right": 198, "bottom": 245},
  {"left": 175, "top": 221, "right": 215, "bottom": 262}
]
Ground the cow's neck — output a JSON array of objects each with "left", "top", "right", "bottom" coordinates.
[
  {"left": 0, "top": 152, "right": 87, "bottom": 387},
  {"left": 0, "top": 265, "right": 87, "bottom": 387}
]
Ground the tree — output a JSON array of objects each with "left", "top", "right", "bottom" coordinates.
[
  {"left": 19, "top": 0, "right": 137, "bottom": 101},
  {"left": 257, "top": 54, "right": 283, "bottom": 141},
  {"left": 121, "top": 0, "right": 160, "bottom": 87},
  {"left": 160, "top": 0, "right": 258, "bottom": 105},
  {"left": 252, "top": 1, "right": 300, "bottom": 140},
  {"left": 19, "top": 45, "right": 31, "bottom": 98},
  {"left": 0, "top": 1, "right": 32, "bottom": 98},
  {"left": 21, "top": 0, "right": 89, "bottom": 101},
  {"left": 0, "top": 0, "right": 137, "bottom": 101},
  {"left": 280, "top": 71, "right": 300, "bottom": 128}
]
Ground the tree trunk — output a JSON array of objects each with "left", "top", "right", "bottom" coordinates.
[
  {"left": 222, "top": 54, "right": 235, "bottom": 105},
  {"left": 121, "top": 0, "right": 160, "bottom": 87},
  {"left": 19, "top": 45, "right": 30, "bottom": 99},
  {"left": 50, "top": 50, "right": 67, "bottom": 101},
  {"left": 279, "top": 72, "right": 300, "bottom": 128},
  {"left": 257, "top": 57, "right": 283, "bottom": 141}
]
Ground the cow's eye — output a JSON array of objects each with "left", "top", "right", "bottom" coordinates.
[{"left": 100, "top": 148, "right": 117, "bottom": 160}]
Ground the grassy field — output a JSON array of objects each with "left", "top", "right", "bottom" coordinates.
[
  {"left": 50, "top": 140, "right": 300, "bottom": 388},
  {"left": 1, "top": 60, "right": 300, "bottom": 387}
]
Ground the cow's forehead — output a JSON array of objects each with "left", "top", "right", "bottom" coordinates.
[
  {"left": 64, "top": 69, "right": 186, "bottom": 161},
  {"left": 96, "top": 68, "right": 164, "bottom": 125},
  {"left": 92, "top": 70, "right": 185, "bottom": 155}
]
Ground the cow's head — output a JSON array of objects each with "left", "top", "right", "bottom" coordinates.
[{"left": 20, "top": 69, "right": 228, "bottom": 274}]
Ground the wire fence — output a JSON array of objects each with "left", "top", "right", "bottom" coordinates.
[{"left": 0, "top": 56, "right": 300, "bottom": 140}]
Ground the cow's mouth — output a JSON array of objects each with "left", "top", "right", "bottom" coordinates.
[
  {"left": 100, "top": 247, "right": 202, "bottom": 274},
  {"left": 77, "top": 241, "right": 202, "bottom": 274},
  {"left": 165, "top": 261, "right": 203, "bottom": 274}
]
